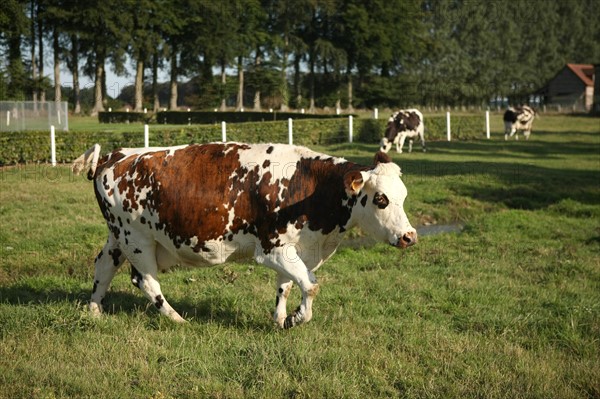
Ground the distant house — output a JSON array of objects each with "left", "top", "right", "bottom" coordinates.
[{"left": 540, "top": 64, "right": 595, "bottom": 112}]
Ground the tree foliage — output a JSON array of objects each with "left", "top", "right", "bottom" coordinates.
[{"left": 1, "top": 0, "right": 599, "bottom": 109}]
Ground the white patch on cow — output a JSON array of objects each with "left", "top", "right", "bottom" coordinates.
[{"left": 348, "top": 162, "right": 415, "bottom": 247}]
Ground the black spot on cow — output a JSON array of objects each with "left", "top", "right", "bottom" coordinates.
[
  {"left": 109, "top": 248, "right": 122, "bottom": 267},
  {"left": 266, "top": 146, "right": 274, "bottom": 154},
  {"left": 263, "top": 159, "right": 271, "bottom": 169},
  {"left": 95, "top": 250, "right": 104, "bottom": 261},
  {"left": 360, "top": 195, "right": 368, "bottom": 207},
  {"left": 140, "top": 216, "right": 146, "bottom": 224},
  {"left": 154, "top": 295, "right": 164, "bottom": 309},
  {"left": 92, "top": 280, "right": 99, "bottom": 294},
  {"left": 131, "top": 266, "right": 143, "bottom": 288},
  {"left": 134, "top": 248, "right": 142, "bottom": 254}
]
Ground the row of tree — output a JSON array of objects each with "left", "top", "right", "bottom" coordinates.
[{"left": 1, "top": 0, "right": 599, "bottom": 114}]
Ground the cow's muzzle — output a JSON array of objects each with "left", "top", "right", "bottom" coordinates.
[{"left": 394, "top": 231, "right": 418, "bottom": 248}]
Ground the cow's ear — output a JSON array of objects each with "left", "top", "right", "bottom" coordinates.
[
  {"left": 344, "top": 170, "right": 368, "bottom": 196},
  {"left": 374, "top": 151, "right": 392, "bottom": 164}
]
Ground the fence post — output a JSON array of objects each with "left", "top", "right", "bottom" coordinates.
[
  {"left": 374, "top": 108, "right": 378, "bottom": 119},
  {"left": 144, "top": 124, "right": 149, "bottom": 148},
  {"left": 221, "top": 121, "right": 226, "bottom": 142},
  {"left": 446, "top": 112, "right": 451, "bottom": 141},
  {"left": 348, "top": 115, "right": 353, "bottom": 143},
  {"left": 288, "top": 118, "right": 293, "bottom": 145},
  {"left": 50, "top": 125, "right": 56, "bottom": 167},
  {"left": 6, "top": 111, "right": 9, "bottom": 127},
  {"left": 485, "top": 110, "right": 490, "bottom": 139}
]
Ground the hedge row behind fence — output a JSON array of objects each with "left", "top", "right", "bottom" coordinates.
[
  {"left": 0, "top": 115, "right": 488, "bottom": 165},
  {"left": 97, "top": 111, "right": 356, "bottom": 124}
]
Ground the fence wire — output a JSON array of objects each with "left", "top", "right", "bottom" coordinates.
[{"left": 0, "top": 101, "right": 69, "bottom": 132}]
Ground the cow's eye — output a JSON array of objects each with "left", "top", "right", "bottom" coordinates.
[{"left": 373, "top": 192, "right": 389, "bottom": 209}]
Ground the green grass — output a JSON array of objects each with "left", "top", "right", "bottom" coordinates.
[{"left": 1, "top": 115, "right": 599, "bottom": 398}]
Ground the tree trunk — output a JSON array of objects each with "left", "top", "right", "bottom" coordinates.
[
  {"left": 169, "top": 53, "right": 178, "bottom": 110},
  {"left": 309, "top": 53, "right": 315, "bottom": 112},
  {"left": 101, "top": 67, "right": 108, "bottom": 109},
  {"left": 53, "top": 29, "right": 61, "bottom": 103},
  {"left": 236, "top": 56, "right": 244, "bottom": 111},
  {"left": 220, "top": 60, "right": 227, "bottom": 111},
  {"left": 91, "top": 55, "right": 104, "bottom": 116},
  {"left": 71, "top": 35, "right": 81, "bottom": 114},
  {"left": 31, "top": 0, "right": 37, "bottom": 109},
  {"left": 152, "top": 52, "right": 159, "bottom": 111},
  {"left": 293, "top": 54, "right": 302, "bottom": 109},
  {"left": 38, "top": 17, "right": 45, "bottom": 103},
  {"left": 253, "top": 48, "right": 261, "bottom": 110},
  {"left": 280, "top": 35, "right": 289, "bottom": 111},
  {"left": 134, "top": 57, "right": 144, "bottom": 111},
  {"left": 347, "top": 73, "right": 353, "bottom": 111}
]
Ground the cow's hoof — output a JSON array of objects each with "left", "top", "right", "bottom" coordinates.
[{"left": 89, "top": 302, "right": 103, "bottom": 317}]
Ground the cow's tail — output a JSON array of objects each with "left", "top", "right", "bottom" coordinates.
[{"left": 72, "top": 144, "right": 101, "bottom": 179}]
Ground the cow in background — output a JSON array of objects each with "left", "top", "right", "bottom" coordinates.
[
  {"left": 380, "top": 109, "right": 426, "bottom": 154},
  {"left": 504, "top": 105, "right": 536, "bottom": 140}
]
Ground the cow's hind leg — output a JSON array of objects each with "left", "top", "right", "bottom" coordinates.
[
  {"left": 90, "top": 236, "right": 125, "bottom": 316},
  {"left": 125, "top": 244, "right": 186, "bottom": 323}
]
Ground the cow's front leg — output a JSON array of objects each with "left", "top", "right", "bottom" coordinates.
[
  {"left": 397, "top": 134, "right": 407, "bottom": 153},
  {"left": 273, "top": 275, "right": 293, "bottom": 327},
  {"left": 258, "top": 246, "right": 320, "bottom": 329}
]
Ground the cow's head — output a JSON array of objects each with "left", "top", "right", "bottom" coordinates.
[
  {"left": 344, "top": 152, "right": 417, "bottom": 248},
  {"left": 380, "top": 117, "right": 398, "bottom": 152}
]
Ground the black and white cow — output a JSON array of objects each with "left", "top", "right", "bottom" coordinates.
[
  {"left": 504, "top": 105, "right": 536, "bottom": 140},
  {"left": 73, "top": 143, "right": 417, "bottom": 328},
  {"left": 380, "top": 109, "right": 426, "bottom": 154}
]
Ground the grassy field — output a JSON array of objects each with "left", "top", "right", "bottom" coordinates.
[{"left": 0, "top": 115, "right": 599, "bottom": 398}]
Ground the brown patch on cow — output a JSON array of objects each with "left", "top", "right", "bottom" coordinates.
[
  {"left": 374, "top": 151, "right": 392, "bottom": 164},
  {"left": 307, "top": 284, "right": 320, "bottom": 299},
  {"left": 93, "top": 143, "right": 374, "bottom": 255}
]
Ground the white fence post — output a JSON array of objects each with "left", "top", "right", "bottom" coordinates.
[
  {"left": 50, "top": 125, "right": 56, "bottom": 167},
  {"left": 6, "top": 111, "right": 9, "bottom": 127},
  {"left": 485, "top": 110, "right": 490, "bottom": 139},
  {"left": 221, "top": 121, "right": 227, "bottom": 142},
  {"left": 144, "top": 124, "right": 149, "bottom": 148},
  {"left": 288, "top": 118, "right": 293, "bottom": 145},
  {"left": 348, "top": 115, "right": 353, "bottom": 143},
  {"left": 374, "top": 108, "right": 378, "bottom": 119},
  {"left": 446, "top": 112, "right": 451, "bottom": 141}
]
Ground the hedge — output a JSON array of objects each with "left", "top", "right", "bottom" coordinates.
[
  {"left": 98, "top": 111, "right": 150, "bottom": 124},
  {"left": 0, "top": 115, "right": 488, "bottom": 165},
  {"left": 154, "top": 111, "right": 356, "bottom": 125}
]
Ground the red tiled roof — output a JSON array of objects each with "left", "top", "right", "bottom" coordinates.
[{"left": 566, "top": 63, "right": 594, "bottom": 86}]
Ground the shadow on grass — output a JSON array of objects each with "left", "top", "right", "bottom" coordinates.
[
  {"left": 0, "top": 280, "right": 270, "bottom": 329},
  {"left": 330, "top": 138, "right": 599, "bottom": 212}
]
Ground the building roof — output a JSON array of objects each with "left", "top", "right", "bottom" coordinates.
[{"left": 566, "top": 63, "right": 594, "bottom": 86}]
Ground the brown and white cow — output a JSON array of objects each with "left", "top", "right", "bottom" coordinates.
[
  {"left": 504, "top": 105, "right": 536, "bottom": 140},
  {"left": 73, "top": 143, "right": 417, "bottom": 328},
  {"left": 380, "top": 109, "right": 426, "bottom": 154}
]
